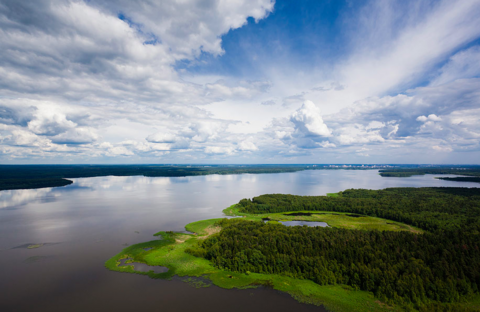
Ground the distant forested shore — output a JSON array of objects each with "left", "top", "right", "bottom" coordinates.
[
  {"left": 0, "top": 164, "right": 307, "bottom": 191},
  {"left": 2, "top": 164, "right": 480, "bottom": 191},
  {"left": 379, "top": 167, "right": 480, "bottom": 178}
]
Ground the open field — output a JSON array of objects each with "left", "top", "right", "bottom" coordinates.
[{"left": 223, "top": 204, "right": 422, "bottom": 233}]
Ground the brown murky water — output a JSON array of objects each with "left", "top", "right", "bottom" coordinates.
[{"left": 1, "top": 170, "right": 477, "bottom": 312}]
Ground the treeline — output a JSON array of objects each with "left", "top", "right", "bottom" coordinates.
[
  {"left": 185, "top": 188, "right": 480, "bottom": 309},
  {"left": 0, "top": 178, "right": 73, "bottom": 191},
  {"left": 237, "top": 188, "right": 480, "bottom": 232},
  {"left": 438, "top": 177, "right": 480, "bottom": 183},
  {"left": 199, "top": 219, "right": 480, "bottom": 308},
  {"left": 0, "top": 165, "right": 305, "bottom": 191},
  {"left": 379, "top": 167, "right": 480, "bottom": 178}
]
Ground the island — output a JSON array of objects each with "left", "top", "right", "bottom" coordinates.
[{"left": 106, "top": 187, "right": 480, "bottom": 312}]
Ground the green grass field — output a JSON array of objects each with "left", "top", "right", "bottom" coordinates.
[{"left": 223, "top": 204, "right": 422, "bottom": 233}]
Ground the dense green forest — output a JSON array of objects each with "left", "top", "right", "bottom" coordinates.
[
  {"left": 0, "top": 178, "right": 73, "bottom": 191},
  {"left": 236, "top": 188, "right": 480, "bottom": 232},
  {"left": 0, "top": 165, "right": 306, "bottom": 191},
  {"left": 379, "top": 167, "right": 480, "bottom": 178},
  {"left": 437, "top": 177, "right": 480, "bottom": 183},
  {"left": 189, "top": 188, "right": 480, "bottom": 310}
]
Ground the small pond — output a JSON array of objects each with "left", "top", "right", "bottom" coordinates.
[{"left": 280, "top": 221, "right": 329, "bottom": 227}]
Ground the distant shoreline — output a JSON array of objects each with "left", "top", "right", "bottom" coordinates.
[{"left": 2, "top": 164, "right": 480, "bottom": 191}]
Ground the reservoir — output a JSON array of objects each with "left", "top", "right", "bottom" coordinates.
[{"left": 0, "top": 170, "right": 477, "bottom": 311}]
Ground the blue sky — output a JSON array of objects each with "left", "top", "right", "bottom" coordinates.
[
  {"left": 1, "top": 0, "right": 480, "bottom": 164},
  {"left": 177, "top": 0, "right": 355, "bottom": 77}
]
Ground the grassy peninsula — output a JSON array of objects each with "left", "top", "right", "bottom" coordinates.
[
  {"left": 106, "top": 187, "right": 480, "bottom": 311},
  {"left": 106, "top": 218, "right": 399, "bottom": 312}
]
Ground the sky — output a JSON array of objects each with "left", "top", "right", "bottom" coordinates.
[{"left": 1, "top": 0, "right": 480, "bottom": 164}]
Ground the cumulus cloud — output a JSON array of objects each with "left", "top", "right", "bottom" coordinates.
[
  {"left": 28, "top": 112, "right": 76, "bottom": 136},
  {"left": 1, "top": 0, "right": 479, "bottom": 163},
  {"left": 238, "top": 140, "right": 258, "bottom": 151},
  {"left": 93, "top": 0, "right": 274, "bottom": 58},
  {"left": 9, "top": 130, "right": 45, "bottom": 147},
  {"left": 0, "top": 0, "right": 274, "bottom": 162},
  {"left": 204, "top": 146, "right": 235, "bottom": 155},
  {"left": 416, "top": 114, "right": 442, "bottom": 122},
  {"left": 146, "top": 133, "right": 178, "bottom": 144},
  {"left": 334, "top": 125, "right": 385, "bottom": 146},
  {"left": 0, "top": 105, "right": 36, "bottom": 127},
  {"left": 290, "top": 101, "right": 331, "bottom": 137},
  {"left": 50, "top": 128, "right": 98, "bottom": 144},
  {"left": 261, "top": 100, "right": 335, "bottom": 151},
  {"left": 185, "top": 121, "right": 231, "bottom": 143},
  {"left": 324, "top": 77, "right": 480, "bottom": 152}
]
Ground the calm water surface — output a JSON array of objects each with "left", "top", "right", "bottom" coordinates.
[
  {"left": 280, "top": 221, "right": 329, "bottom": 227},
  {"left": 0, "top": 170, "right": 478, "bottom": 312}
]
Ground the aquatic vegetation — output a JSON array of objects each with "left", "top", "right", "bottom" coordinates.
[{"left": 27, "top": 244, "right": 43, "bottom": 249}]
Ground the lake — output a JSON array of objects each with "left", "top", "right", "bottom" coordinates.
[{"left": 0, "top": 170, "right": 478, "bottom": 312}]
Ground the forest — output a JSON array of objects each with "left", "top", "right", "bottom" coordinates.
[
  {"left": 437, "top": 177, "right": 480, "bottom": 183},
  {"left": 379, "top": 167, "right": 480, "bottom": 178},
  {"left": 0, "top": 164, "right": 305, "bottom": 191},
  {"left": 191, "top": 188, "right": 480, "bottom": 309},
  {"left": 235, "top": 188, "right": 480, "bottom": 232}
]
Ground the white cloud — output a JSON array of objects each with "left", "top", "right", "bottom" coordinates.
[
  {"left": 28, "top": 112, "right": 76, "bottom": 136},
  {"left": 146, "top": 133, "right": 178, "bottom": 144},
  {"left": 432, "top": 145, "right": 453, "bottom": 152},
  {"left": 290, "top": 101, "right": 331, "bottom": 137},
  {"left": 0, "top": 0, "right": 479, "bottom": 164},
  {"left": 186, "top": 121, "right": 231, "bottom": 143},
  {"left": 417, "top": 114, "right": 442, "bottom": 122},
  {"left": 317, "top": 141, "right": 336, "bottom": 148},
  {"left": 238, "top": 140, "right": 258, "bottom": 151},
  {"left": 50, "top": 128, "right": 98, "bottom": 144},
  {"left": 339, "top": 0, "right": 480, "bottom": 100},
  {"left": 431, "top": 46, "right": 480, "bottom": 86},
  {"left": 204, "top": 146, "right": 235, "bottom": 155},
  {"left": 334, "top": 125, "right": 385, "bottom": 146},
  {"left": 93, "top": 0, "right": 274, "bottom": 58},
  {"left": 366, "top": 121, "right": 385, "bottom": 130},
  {"left": 9, "top": 130, "right": 45, "bottom": 146}
]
